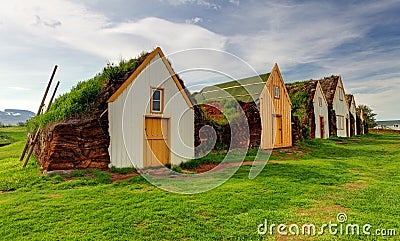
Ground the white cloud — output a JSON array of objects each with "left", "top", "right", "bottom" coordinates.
[
  {"left": 8, "top": 87, "right": 30, "bottom": 91},
  {"left": 226, "top": 2, "right": 367, "bottom": 71},
  {"left": 357, "top": 88, "right": 400, "bottom": 120},
  {"left": 34, "top": 15, "right": 62, "bottom": 28},
  {"left": 0, "top": 1, "right": 226, "bottom": 60},
  {"left": 103, "top": 17, "right": 227, "bottom": 56},
  {"left": 219, "top": 1, "right": 399, "bottom": 120},
  {"left": 185, "top": 17, "right": 203, "bottom": 24},
  {"left": 229, "top": 0, "right": 239, "bottom": 6},
  {"left": 162, "top": 0, "right": 220, "bottom": 9},
  {"left": 0, "top": 0, "right": 229, "bottom": 112}
]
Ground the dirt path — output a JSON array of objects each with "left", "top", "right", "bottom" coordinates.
[
  {"left": 184, "top": 161, "right": 269, "bottom": 174},
  {"left": 108, "top": 171, "right": 139, "bottom": 183}
]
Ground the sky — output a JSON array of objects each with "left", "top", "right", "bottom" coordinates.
[{"left": 0, "top": 0, "right": 399, "bottom": 120}]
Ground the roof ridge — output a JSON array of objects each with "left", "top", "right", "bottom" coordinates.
[{"left": 202, "top": 81, "right": 267, "bottom": 94}]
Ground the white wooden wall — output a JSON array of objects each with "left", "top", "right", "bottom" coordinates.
[
  {"left": 360, "top": 109, "right": 364, "bottom": 134},
  {"left": 313, "top": 84, "right": 330, "bottom": 139},
  {"left": 349, "top": 98, "right": 357, "bottom": 135},
  {"left": 333, "top": 79, "right": 349, "bottom": 137},
  {"left": 108, "top": 54, "right": 194, "bottom": 168}
]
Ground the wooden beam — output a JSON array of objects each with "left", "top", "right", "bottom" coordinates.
[
  {"left": 19, "top": 65, "right": 58, "bottom": 162},
  {"left": 22, "top": 129, "right": 40, "bottom": 168},
  {"left": 47, "top": 81, "right": 60, "bottom": 110},
  {"left": 19, "top": 133, "right": 31, "bottom": 162},
  {"left": 37, "top": 65, "right": 58, "bottom": 115},
  {"left": 22, "top": 78, "right": 60, "bottom": 168}
]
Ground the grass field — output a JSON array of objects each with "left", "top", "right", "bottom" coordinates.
[{"left": 0, "top": 127, "right": 399, "bottom": 240}]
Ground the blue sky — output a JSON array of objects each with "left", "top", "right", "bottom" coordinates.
[{"left": 0, "top": 0, "right": 399, "bottom": 120}]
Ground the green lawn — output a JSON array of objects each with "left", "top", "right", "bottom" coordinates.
[{"left": 0, "top": 127, "right": 399, "bottom": 240}]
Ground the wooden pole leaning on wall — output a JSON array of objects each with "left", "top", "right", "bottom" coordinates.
[
  {"left": 23, "top": 80, "right": 60, "bottom": 168},
  {"left": 37, "top": 65, "right": 58, "bottom": 115},
  {"left": 19, "top": 134, "right": 31, "bottom": 162},
  {"left": 22, "top": 130, "right": 41, "bottom": 168},
  {"left": 19, "top": 65, "right": 58, "bottom": 162},
  {"left": 47, "top": 81, "right": 60, "bottom": 110},
  {"left": 20, "top": 65, "right": 58, "bottom": 166},
  {"left": 19, "top": 65, "right": 58, "bottom": 161}
]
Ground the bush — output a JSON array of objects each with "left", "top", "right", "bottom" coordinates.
[{"left": 171, "top": 166, "right": 182, "bottom": 173}]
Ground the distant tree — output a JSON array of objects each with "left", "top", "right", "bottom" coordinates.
[
  {"left": 17, "top": 122, "right": 26, "bottom": 127},
  {"left": 357, "top": 105, "right": 377, "bottom": 128}
]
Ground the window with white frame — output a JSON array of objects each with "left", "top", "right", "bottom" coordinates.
[
  {"left": 151, "top": 88, "right": 163, "bottom": 113},
  {"left": 274, "top": 86, "right": 280, "bottom": 99}
]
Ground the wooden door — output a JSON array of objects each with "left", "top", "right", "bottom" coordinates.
[
  {"left": 346, "top": 118, "right": 350, "bottom": 137},
  {"left": 274, "top": 116, "right": 283, "bottom": 146},
  {"left": 320, "top": 116, "right": 325, "bottom": 139},
  {"left": 144, "top": 117, "right": 170, "bottom": 167}
]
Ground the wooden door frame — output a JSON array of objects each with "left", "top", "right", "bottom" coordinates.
[
  {"left": 143, "top": 115, "right": 171, "bottom": 168},
  {"left": 319, "top": 115, "right": 325, "bottom": 139}
]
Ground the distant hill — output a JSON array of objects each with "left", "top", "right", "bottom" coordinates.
[
  {"left": 377, "top": 120, "right": 400, "bottom": 126},
  {"left": 0, "top": 109, "right": 35, "bottom": 126},
  {"left": 376, "top": 120, "right": 400, "bottom": 130}
]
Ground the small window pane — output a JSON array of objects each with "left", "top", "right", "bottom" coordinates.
[
  {"left": 152, "top": 101, "right": 161, "bottom": 112},
  {"left": 151, "top": 88, "right": 163, "bottom": 112},
  {"left": 153, "top": 90, "right": 161, "bottom": 101},
  {"left": 274, "top": 86, "right": 280, "bottom": 98}
]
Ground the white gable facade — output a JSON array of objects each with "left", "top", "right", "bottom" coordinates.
[
  {"left": 359, "top": 108, "right": 365, "bottom": 134},
  {"left": 108, "top": 48, "right": 194, "bottom": 169},
  {"left": 313, "top": 82, "right": 330, "bottom": 139},
  {"left": 349, "top": 97, "right": 357, "bottom": 135},
  {"left": 333, "top": 78, "right": 349, "bottom": 137}
]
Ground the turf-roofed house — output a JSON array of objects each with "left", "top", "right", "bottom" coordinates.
[
  {"left": 30, "top": 47, "right": 194, "bottom": 170},
  {"left": 346, "top": 94, "right": 358, "bottom": 136},
  {"left": 286, "top": 79, "right": 330, "bottom": 141},
  {"left": 319, "top": 75, "right": 350, "bottom": 137},
  {"left": 195, "top": 63, "right": 292, "bottom": 149}
]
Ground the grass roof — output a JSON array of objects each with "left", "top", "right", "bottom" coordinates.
[
  {"left": 319, "top": 75, "right": 340, "bottom": 105},
  {"left": 346, "top": 94, "right": 354, "bottom": 109},
  {"left": 285, "top": 80, "right": 318, "bottom": 112},
  {"left": 197, "top": 73, "right": 270, "bottom": 103},
  {"left": 27, "top": 51, "right": 150, "bottom": 131}
]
